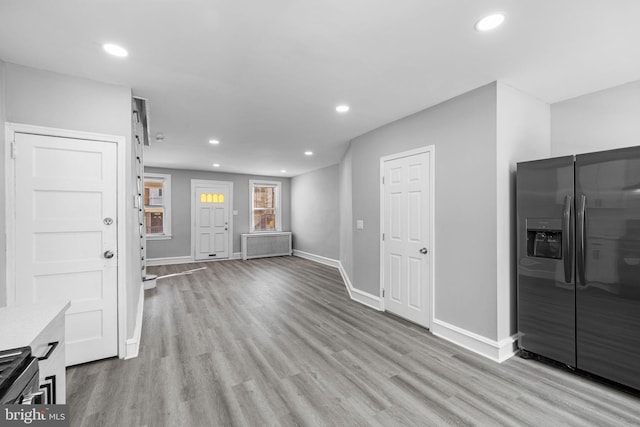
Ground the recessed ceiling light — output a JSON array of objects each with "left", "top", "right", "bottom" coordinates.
[
  {"left": 336, "top": 105, "right": 350, "bottom": 113},
  {"left": 475, "top": 13, "right": 505, "bottom": 32},
  {"left": 209, "top": 139, "right": 220, "bottom": 145},
  {"left": 102, "top": 43, "right": 128, "bottom": 57},
  {"left": 212, "top": 163, "right": 220, "bottom": 167},
  {"left": 280, "top": 169, "right": 287, "bottom": 173},
  {"left": 304, "top": 151, "right": 313, "bottom": 156}
]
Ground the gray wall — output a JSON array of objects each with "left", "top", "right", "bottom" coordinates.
[
  {"left": 551, "top": 80, "right": 640, "bottom": 156},
  {"left": 144, "top": 167, "right": 291, "bottom": 258},
  {"left": 0, "top": 60, "right": 6, "bottom": 307},
  {"left": 344, "top": 83, "right": 499, "bottom": 339},
  {"left": 341, "top": 81, "right": 552, "bottom": 342},
  {"left": 496, "top": 83, "right": 551, "bottom": 338},
  {"left": 5, "top": 64, "right": 131, "bottom": 138},
  {"left": 2, "top": 64, "right": 140, "bottom": 339},
  {"left": 339, "top": 147, "right": 354, "bottom": 279},
  {"left": 291, "top": 164, "right": 340, "bottom": 260},
  {"left": 339, "top": 79, "right": 640, "bottom": 346}
]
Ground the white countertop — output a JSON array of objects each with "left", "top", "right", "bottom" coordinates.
[{"left": 0, "top": 301, "right": 70, "bottom": 351}]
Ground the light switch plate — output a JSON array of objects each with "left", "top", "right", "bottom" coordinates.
[
  {"left": 233, "top": 210, "right": 238, "bottom": 216},
  {"left": 356, "top": 220, "right": 364, "bottom": 230}
]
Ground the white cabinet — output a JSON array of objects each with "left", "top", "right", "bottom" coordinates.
[{"left": 0, "top": 301, "right": 70, "bottom": 404}]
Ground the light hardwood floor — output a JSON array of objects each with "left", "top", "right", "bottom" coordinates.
[{"left": 67, "top": 256, "right": 640, "bottom": 426}]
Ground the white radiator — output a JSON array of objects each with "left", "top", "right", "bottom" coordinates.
[{"left": 241, "top": 232, "right": 292, "bottom": 260}]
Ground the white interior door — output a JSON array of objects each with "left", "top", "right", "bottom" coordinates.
[
  {"left": 195, "top": 185, "right": 230, "bottom": 260},
  {"left": 382, "top": 150, "right": 431, "bottom": 327},
  {"left": 13, "top": 132, "right": 118, "bottom": 366}
]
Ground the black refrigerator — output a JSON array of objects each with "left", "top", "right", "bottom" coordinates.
[{"left": 517, "top": 146, "right": 640, "bottom": 390}]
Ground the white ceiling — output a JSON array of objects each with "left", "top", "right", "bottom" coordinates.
[{"left": 1, "top": 1, "right": 639, "bottom": 177}]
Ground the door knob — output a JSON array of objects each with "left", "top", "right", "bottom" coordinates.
[
  {"left": 419, "top": 248, "right": 428, "bottom": 254},
  {"left": 104, "top": 250, "right": 115, "bottom": 259}
]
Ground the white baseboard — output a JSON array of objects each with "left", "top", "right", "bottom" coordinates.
[
  {"left": 146, "top": 256, "right": 193, "bottom": 266},
  {"left": 292, "top": 251, "right": 516, "bottom": 363},
  {"left": 148, "top": 249, "right": 516, "bottom": 363},
  {"left": 143, "top": 276, "right": 156, "bottom": 290},
  {"left": 292, "top": 250, "right": 382, "bottom": 310},
  {"left": 125, "top": 283, "right": 145, "bottom": 360},
  {"left": 293, "top": 250, "right": 340, "bottom": 268},
  {"left": 337, "top": 262, "right": 383, "bottom": 311},
  {"left": 431, "top": 318, "right": 517, "bottom": 363},
  {"left": 147, "top": 253, "right": 242, "bottom": 266}
]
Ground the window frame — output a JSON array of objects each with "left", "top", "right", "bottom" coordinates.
[
  {"left": 143, "top": 173, "right": 172, "bottom": 240},
  {"left": 249, "top": 179, "right": 282, "bottom": 233}
]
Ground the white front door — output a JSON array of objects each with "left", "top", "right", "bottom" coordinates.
[
  {"left": 13, "top": 132, "right": 118, "bottom": 366},
  {"left": 194, "top": 185, "right": 230, "bottom": 260},
  {"left": 382, "top": 149, "right": 432, "bottom": 328}
]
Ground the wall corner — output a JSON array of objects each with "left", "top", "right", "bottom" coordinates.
[{"left": 0, "top": 60, "right": 6, "bottom": 308}]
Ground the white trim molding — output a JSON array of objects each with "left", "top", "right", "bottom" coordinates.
[
  {"left": 146, "top": 253, "right": 242, "bottom": 266},
  {"left": 338, "top": 262, "right": 383, "bottom": 311},
  {"left": 293, "top": 251, "right": 518, "bottom": 363},
  {"left": 146, "top": 256, "right": 194, "bottom": 266},
  {"left": 125, "top": 283, "right": 145, "bottom": 359},
  {"left": 292, "top": 250, "right": 340, "bottom": 268},
  {"left": 146, "top": 234, "right": 173, "bottom": 241},
  {"left": 291, "top": 251, "right": 382, "bottom": 310},
  {"left": 296, "top": 250, "right": 519, "bottom": 363},
  {"left": 431, "top": 318, "right": 517, "bottom": 363}
]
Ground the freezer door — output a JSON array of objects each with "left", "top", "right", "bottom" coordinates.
[
  {"left": 575, "top": 146, "right": 640, "bottom": 389},
  {"left": 517, "top": 156, "right": 575, "bottom": 366}
]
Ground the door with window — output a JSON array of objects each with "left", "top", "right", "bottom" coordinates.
[
  {"left": 12, "top": 131, "right": 119, "bottom": 366},
  {"left": 382, "top": 148, "right": 433, "bottom": 328},
  {"left": 194, "top": 183, "right": 231, "bottom": 260}
]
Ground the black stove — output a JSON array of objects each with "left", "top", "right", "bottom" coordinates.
[{"left": 0, "top": 347, "right": 41, "bottom": 404}]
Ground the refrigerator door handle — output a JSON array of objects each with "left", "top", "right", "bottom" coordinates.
[
  {"left": 576, "top": 194, "right": 587, "bottom": 287},
  {"left": 563, "top": 195, "right": 572, "bottom": 283}
]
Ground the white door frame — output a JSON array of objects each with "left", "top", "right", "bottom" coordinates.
[
  {"left": 379, "top": 145, "right": 435, "bottom": 329},
  {"left": 190, "top": 179, "right": 234, "bottom": 261},
  {"left": 4, "top": 122, "right": 128, "bottom": 358}
]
